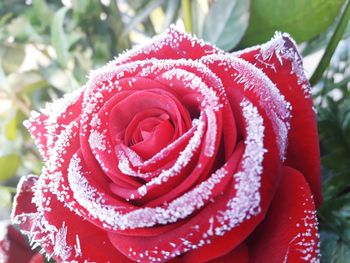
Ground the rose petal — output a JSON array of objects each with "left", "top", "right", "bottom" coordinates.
[
  {"left": 201, "top": 54, "right": 291, "bottom": 162},
  {"left": 11, "top": 175, "right": 133, "bottom": 262},
  {"left": 107, "top": 99, "right": 279, "bottom": 262},
  {"left": 114, "top": 26, "right": 222, "bottom": 65},
  {"left": 29, "top": 253, "right": 44, "bottom": 263},
  {"left": 82, "top": 60, "right": 226, "bottom": 204},
  {"left": 0, "top": 222, "right": 43, "bottom": 263},
  {"left": 201, "top": 52, "right": 292, "bottom": 226},
  {"left": 23, "top": 88, "right": 83, "bottom": 160},
  {"left": 207, "top": 243, "right": 248, "bottom": 263},
  {"left": 248, "top": 166, "right": 320, "bottom": 263},
  {"left": 235, "top": 33, "right": 322, "bottom": 207},
  {"left": 16, "top": 28, "right": 321, "bottom": 263},
  {"left": 131, "top": 118, "right": 175, "bottom": 160},
  {"left": 182, "top": 233, "right": 249, "bottom": 263},
  {"left": 32, "top": 78, "right": 280, "bottom": 262}
]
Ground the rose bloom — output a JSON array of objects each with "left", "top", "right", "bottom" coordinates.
[{"left": 12, "top": 27, "right": 322, "bottom": 263}]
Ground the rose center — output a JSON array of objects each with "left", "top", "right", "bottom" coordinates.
[
  {"left": 120, "top": 109, "right": 175, "bottom": 159},
  {"left": 108, "top": 90, "right": 193, "bottom": 160}
]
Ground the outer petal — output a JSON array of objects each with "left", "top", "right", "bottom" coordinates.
[
  {"left": 182, "top": 235, "right": 249, "bottom": 263},
  {"left": 107, "top": 98, "right": 281, "bottom": 262},
  {"left": 25, "top": 27, "right": 219, "bottom": 161},
  {"left": 24, "top": 26, "right": 220, "bottom": 162},
  {"left": 234, "top": 33, "right": 322, "bottom": 207},
  {"left": 248, "top": 166, "right": 320, "bottom": 263},
  {"left": 166, "top": 244, "right": 248, "bottom": 263},
  {"left": 11, "top": 175, "right": 132, "bottom": 262},
  {"left": 207, "top": 243, "right": 248, "bottom": 263},
  {"left": 114, "top": 26, "right": 222, "bottom": 65},
  {"left": 23, "top": 88, "right": 83, "bottom": 160},
  {"left": 0, "top": 222, "right": 43, "bottom": 263},
  {"left": 20, "top": 57, "right": 285, "bottom": 262}
]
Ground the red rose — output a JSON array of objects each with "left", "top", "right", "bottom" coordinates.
[
  {"left": 12, "top": 27, "right": 322, "bottom": 262},
  {"left": 0, "top": 222, "right": 44, "bottom": 263}
]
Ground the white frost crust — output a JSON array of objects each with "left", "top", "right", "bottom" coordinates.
[
  {"left": 161, "top": 68, "right": 220, "bottom": 157},
  {"left": 46, "top": 120, "right": 79, "bottom": 173},
  {"left": 23, "top": 26, "right": 219, "bottom": 162},
  {"left": 284, "top": 197, "right": 320, "bottom": 263},
  {"left": 125, "top": 99, "right": 267, "bottom": 262},
  {"left": 215, "top": 100, "right": 266, "bottom": 233},
  {"left": 11, "top": 175, "right": 80, "bottom": 262},
  {"left": 16, "top": 26, "right": 288, "bottom": 262},
  {"left": 79, "top": 58, "right": 226, "bottom": 200},
  {"left": 117, "top": 124, "right": 195, "bottom": 173},
  {"left": 23, "top": 87, "right": 83, "bottom": 161},
  {"left": 116, "top": 150, "right": 154, "bottom": 180},
  {"left": 88, "top": 130, "right": 106, "bottom": 151},
  {"left": 234, "top": 32, "right": 312, "bottom": 98},
  {"left": 66, "top": 99, "right": 265, "bottom": 242},
  {"left": 67, "top": 119, "right": 223, "bottom": 230},
  {"left": 109, "top": 25, "right": 223, "bottom": 67},
  {"left": 202, "top": 54, "right": 291, "bottom": 160}
]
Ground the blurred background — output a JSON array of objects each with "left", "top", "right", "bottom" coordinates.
[{"left": 0, "top": 0, "right": 349, "bottom": 261}]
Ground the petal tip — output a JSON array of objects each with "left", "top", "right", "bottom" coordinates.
[{"left": 11, "top": 175, "right": 38, "bottom": 223}]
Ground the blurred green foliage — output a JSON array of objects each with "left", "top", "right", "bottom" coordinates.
[
  {"left": 239, "top": 0, "right": 346, "bottom": 47},
  {"left": 0, "top": 0, "right": 349, "bottom": 261},
  {"left": 315, "top": 35, "right": 350, "bottom": 262}
]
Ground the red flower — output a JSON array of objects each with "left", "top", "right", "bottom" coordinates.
[
  {"left": 12, "top": 27, "right": 321, "bottom": 262},
  {"left": 0, "top": 222, "right": 44, "bottom": 263}
]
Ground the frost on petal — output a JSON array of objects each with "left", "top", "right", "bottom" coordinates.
[
  {"left": 234, "top": 33, "right": 322, "bottom": 207},
  {"left": 107, "top": 99, "right": 275, "bottom": 263},
  {"left": 201, "top": 54, "right": 291, "bottom": 161},
  {"left": 248, "top": 166, "right": 320, "bottom": 263},
  {"left": 111, "top": 25, "right": 223, "bottom": 67},
  {"left": 78, "top": 58, "right": 227, "bottom": 204},
  {"left": 23, "top": 88, "right": 83, "bottom": 160},
  {"left": 234, "top": 32, "right": 310, "bottom": 97},
  {"left": 11, "top": 175, "right": 132, "bottom": 262},
  {"left": 13, "top": 26, "right": 322, "bottom": 263}
]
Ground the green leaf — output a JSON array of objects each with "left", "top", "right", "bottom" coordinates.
[
  {"left": 51, "top": 7, "right": 69, "bottom": 68},
  {"left": 4, "top": 112, "right": 17, "bottom": 141},
  {"left": 6, "top": 16, "right": 41, "bottom": 43},
  {"left": 0, "top": 13, "right": 13, "bottom": 27},
  {"left": 202, "top": 0, "right": 250, "bottom": 51},
  {"left": 302, "top": 18, "right": 350, "bottom": 56},
  {"left": 310, "top": 0, "right": 350, "bottom": 86},
  {"left": 29, "top": 0, "right": 54, "bottom": 30},
  {"left": 0, "top": 64, "right": 6, "bottom": 89},
  {"left": 181, "top": 0, "right": 193, "bottom": 33},
  {"left": 32, "top": 0, "right": 52, "bottom": 18},
  {"left": 0, "top": 187, "right": 11, "bottom": 208},
  {"left": 40, "top": 66, "right": 79, "bottom": 92},
  {"left": 191, "top": 0, "right": 207, "bottom": 36},
  {"left": 7, "top": 71, "right": 47, "bottom": 94},
  {"left": 0, "top": 45, "right": 25, "bottom": 74},
  {"left": 162, "top": 0, "right": 180, "bottom": 31},
  {"left": 72, "top": 0, "right": 90, "bottom": 14},
  {"left": 239, "top": 0, "right": 346, "bottom": 47},
  {"left": 0, "top": 154, "right": 20, "bottom": 182},
  {"left": 332, "top": 242, "right": 350, "bottom": 263},
  {"left": 320, "top": 229, "right": 339, "bottom": 263},
  {"left": 122, "top": 0, "right": 165, "bottom": 36}
]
